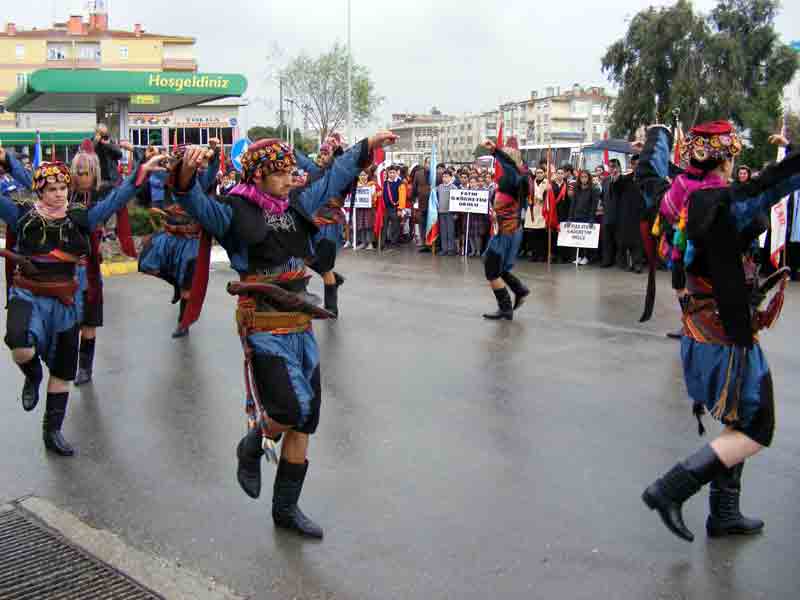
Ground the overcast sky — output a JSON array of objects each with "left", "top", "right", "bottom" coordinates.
[{"left": 7, "top": 0, "right": 800, "bottom": 130}]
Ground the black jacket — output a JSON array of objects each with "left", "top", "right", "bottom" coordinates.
[
  {"left": 569, "top": 185, "right": 600, "bottom": 223},
  {"left": 94, "top": 139, "right": 123, "bottom": 184}
]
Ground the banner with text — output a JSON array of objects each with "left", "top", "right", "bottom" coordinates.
[
  {"left": 354, "top": 187, "right": 374, "bottom": 209},
  {"left": 769, "top": 197, "right": 788, "bottom": 267},
  {"left": 557, "top": 222, "right": 601, "bottom": 249},
  {"left": 450, "top": 189, "right": 490, "bottom": 214}
]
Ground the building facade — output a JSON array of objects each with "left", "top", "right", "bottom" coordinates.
[
  {"left": 388, "top": 109, "right": 453, "bottom": 164},
  {"left": 0, "top": 3, "right": 241, "bottom": 161},
  {"left": 522, "top": 85, "right": 613, "bottom": 146},
  {"left": 438, "top": 111, "right": 498, "bottom": 163}
]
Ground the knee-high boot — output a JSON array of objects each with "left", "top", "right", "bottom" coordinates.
[
  {"left": 236, "top": 428, "right": 265, "bottom": 499},
  {"left": 501, "top": 272, "right": 530, "bottom": 310},
  {"left": 324, "top": 284, "right": 339, "bottom": 318},
  {"left": 18, "top": 355, "right": 43, "bottom": 412},
  {"left": 74, "top": 338, "right": 95, "bottom": 386},
  {"left": 172, "top": 300, "right": 189, "bottom": 338},
  {"left": 706, "top": 461, "right": 764, "bottom": 537},
  {"left": 272, "top": 459, "right": 323, "bottom": 539},
  {"left": 483, "top": 288, "right": 513, "bottom": 321},
  {"left": 642, "top": 444, "right": 725, "bottom": 542},
  {"left": 42, "top": 392, "right": 74, "bottom": 456}
]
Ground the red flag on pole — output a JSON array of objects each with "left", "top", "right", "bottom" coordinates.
[
  {"left": 602, "top": 130, "right": 610, "bottom": 169},
  {"left": 172, "top": 129, "right": 178, "bottom": 154},
  {"left": 494, "top": 120, "right": 505, "bottom": 182}
]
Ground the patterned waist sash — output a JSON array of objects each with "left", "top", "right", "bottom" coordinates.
[{"left": 494, "top": 191, "right": 520, "bottom": 235}]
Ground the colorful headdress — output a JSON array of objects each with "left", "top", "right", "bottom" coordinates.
[
  {"left": 680, "top": 120, "right": 743, "bottom": 167},
  {"left": 240, "top": 139, "right": 296, "bottom": 183},
  {"left": 32, "top": 161, "right": 72, "bottom": 193}
]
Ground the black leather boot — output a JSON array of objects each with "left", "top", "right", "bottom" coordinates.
[
  {"left": 324, "top": 284, "right": 339, "bottom": 318},
  {"left": 272, "top": 460, "right": 323, "bottom": 539},
  {"left": 236, "top": 428, "right": 265, "bottom": 499},
  {"left": 483, "top": 288, "right": 513, "bottom": 321},
  {"left": 642, "top": 444, "right": 725, "bottom": 542},
  {"left": 19, "top": 356, "right": 43, "bottom": 412},
  {"left": 501, "top": 272, "right": 530, "bottom": 310},
  {"left": 42, "top": 392, "right": 74, "bottom": 457},
  {"left": 172, "top": 300, "right": 189, "bottom": 338},
  {"left": 706, "top": 462, "right": 764, "bottom": 537},
  {"left": 74, "top": 338, "right": 95, "bottom": 386}
]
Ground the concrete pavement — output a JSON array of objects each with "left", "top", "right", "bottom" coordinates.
[{"left": 1, "top": 249, "right": 798, "bottom": 599}]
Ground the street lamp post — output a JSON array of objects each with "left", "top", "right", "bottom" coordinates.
[{"left": 346, "top": 0, "right": 352, "bottom": 144}]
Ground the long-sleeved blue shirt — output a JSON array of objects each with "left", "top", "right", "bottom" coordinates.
[{"left": 175, "top": 139, "right": 370, "bottom": 274}]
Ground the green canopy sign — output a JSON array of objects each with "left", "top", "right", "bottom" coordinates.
[{"left": 6, "top": 69, "right": 248, "bottom": 114}]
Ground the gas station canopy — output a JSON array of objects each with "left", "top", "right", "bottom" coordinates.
[{"left": 6, "top": 69, "right": 248, "bottom": 114}]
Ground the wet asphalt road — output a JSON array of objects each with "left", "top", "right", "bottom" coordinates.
[{"left": 1, "top": 248, "right": 799, "bottom": 599}]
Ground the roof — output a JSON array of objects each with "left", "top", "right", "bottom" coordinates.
[
  {"left": 0, "top": 29, "right": 194, "bottom": 43},
  {"left": 6, "top": 69, "right": 247, "bottom": 114},
  {"left": 0, "top": 130, "right": 94, "bottom": 145}
]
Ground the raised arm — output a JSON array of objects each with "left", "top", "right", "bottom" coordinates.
[
  {"left": 3, "top": 151, "right": 33, "bottom": 191},
  {"left": 198, "top": 151, "right": 221, "bottom": 194},
  {"left": 296, "top": 139, "right": 372, "bottom": 216},
  {"left": 636, "top": 125, "right": 673, "bottom": 213},
  {"left": 295, "top": 150, "right": 323, "bottom": 179},
  {"left": 729, "top": 150, "right": 800, "bottom": 232},
  {"left": 0, "top": 191, "right": 21, "bottom": 229},
  {"left": 174, "top": 179, "right": 233, "bottom": 240},
  {"left": 492, "top": 148, "right": 522, "bottom": 196},
  {"left": 87, "top": 172, "right": 140, "bottom": 230}
]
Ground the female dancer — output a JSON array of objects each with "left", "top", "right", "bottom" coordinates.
[{"left": 0, "top": 149, "right": 164, "bottom": 455}]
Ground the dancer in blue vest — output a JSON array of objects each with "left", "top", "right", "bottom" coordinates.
[
  {"left": 172, "top": 131, "right": 397, "bottom": 538},
  {"left": 0, "top": 149, "right": 165, "bottom": 455}
]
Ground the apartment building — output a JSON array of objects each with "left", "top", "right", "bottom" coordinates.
[
  {"left": 0, "top": 1, "right": 243, "bottom": 160},
  {"left": 439, "top": 111, "right": 499, "bottom": 163}
]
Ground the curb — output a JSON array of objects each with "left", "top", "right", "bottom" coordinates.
[{"left": 101, "top": 260, "right": 139, "bottom": 277}]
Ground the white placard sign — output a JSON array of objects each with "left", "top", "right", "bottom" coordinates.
[
  {"left": 557, "top": 222, "right": 601, "bottom": 249},
  {"left": 353, "top": 187, "right": 373, "bottom": 209},
  {"left": 450, "top": 189, "right": 490, "bottom": 214}
]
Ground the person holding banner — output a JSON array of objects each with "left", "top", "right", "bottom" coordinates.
[
  {"left": 350, "top": 170, "right": 377, "bottom": 250},
  {"left": 0, "top": 149, "right": 166, "bottom": 456},
  {"left": 171, "top": 132, "right": 397, "bottom": 539},
  {"left": 636, "top": 122, "right": 800, "bottom": 543},
  {"left": 568, "top": 170, "right": 601, "bottom": 265},
  {"left": 480, "top": 139, "right": 530, "bottom": 320}
]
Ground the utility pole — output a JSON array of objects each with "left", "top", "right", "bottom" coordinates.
[
  {"left": 346, "top": 0, "right": 352, "bottom": 145},
  {"left": 279, "top": 77, "right": 285, "bottom": 138}
]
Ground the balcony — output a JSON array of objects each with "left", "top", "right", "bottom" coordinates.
[{"left": 162, "top": 58, "right": 198, "bottom": 72}]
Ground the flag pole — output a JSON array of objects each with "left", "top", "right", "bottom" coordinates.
[
  {"left": 464, "top": 213, "right": 470, "bottom": 258},
  {"left": 546, "top": 145, "right": 552, "bottom": 269}
]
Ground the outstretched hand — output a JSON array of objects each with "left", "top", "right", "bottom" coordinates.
[
  {"left": 177, "top": 146, "right": 207, "bottom": 190},
  {"left": 141, "top": 154, "right": 169, "bottom": 175},
  {"left": 368, "top": 131, "right": 398, "bottom": 150},
  {"left": 482, "top": 139, "right": 496, "bottom": 153},
  {"left": 768, "top": 134, "right": 789, "bottom": 147}
]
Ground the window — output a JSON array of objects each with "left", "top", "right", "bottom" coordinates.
[
  {"left": 15, "top": 45, "right": 24, "bottom": 60},
  {"left": 78, "top": 44, "right": 101, "bottom": 61},
  {"left": 47, "top": 44, "right": 68, "bottom": 61},
  {"left": 0, "top": 105, "right": 5, "bottom": 114},
  {"left": 16, "top": 73, "right": 27, "bottom": 88},
  {"left": 120, "top": 46, "right": 129, "bottom": 60}
]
